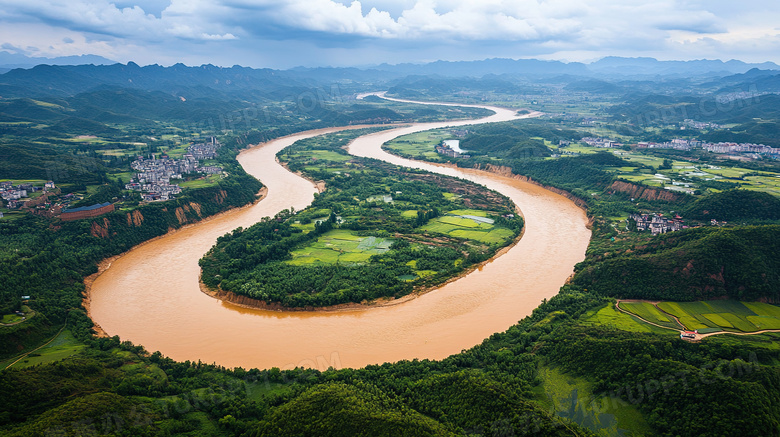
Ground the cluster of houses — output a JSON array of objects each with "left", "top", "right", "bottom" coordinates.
[
  {"left": 628, "top": 213, "right": 686, "bottom": 236},
  {"left": 1, "top": 181, "right": 58, "bottom": 210},
  {"left": 435, "top": 140, "right": 470, "bottom": 158},
  {"left": 188, "top": 137, "right": 220, "bottom": 160},
  {"left": 584, "top": 135, "right": 779, "bottom": 159},
  {"left": 124, "top": 139, "right": 223, "bottom": 202},
  {"left": 581, "top": 137, "right": 624, "bottom": 148},
  {"left": 683, "top": 119, "right": 722, "bottom": 130}
]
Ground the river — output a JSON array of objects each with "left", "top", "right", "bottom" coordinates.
[{"left": 88, "top": 98, "right": 590, "bottom": 370}]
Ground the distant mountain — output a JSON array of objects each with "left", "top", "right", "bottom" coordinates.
[
  {"left": 0, "top": 62, "right": 317, "bottom": 99},
  {"left": 3, "top": 56, "right": 780, "bottom": 102},
  {"left": 588, "top": 56, "right": 780, "bottom": 77},
  {"left": 0, "top": 51, "right": 116, "bottom": 68},
  {"left": 373, "top": 58, "right": 591, "bottom": 78}
]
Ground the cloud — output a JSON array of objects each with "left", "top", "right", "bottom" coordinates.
[{"left": 0, "top": 0, "right": 777, "bottom": 67}]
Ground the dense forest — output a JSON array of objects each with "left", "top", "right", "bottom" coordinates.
[{"left": 200, "top": 129, "right": 522, "bottom": 308}]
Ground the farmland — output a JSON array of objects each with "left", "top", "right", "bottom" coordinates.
[
  {"left": 420, "top": 209, "right": 516, "bottom": 245},
  {"left": 287, "top": 229, "right": 393, "bottom": 266},
  {"left": 581, "top": 303, "right": 680, "bottom": 335},
  {"left": 617, "top": 300, "right": 780, "bottom": 334},
  {"left": 618, "top": 301, "right": 682, "bottom": 329},
  {"left": 200, "top": 129, "right": 524, "bottom": 308},
  {"left": 382, "top": 128, "right": 451, "bottom": 162}
]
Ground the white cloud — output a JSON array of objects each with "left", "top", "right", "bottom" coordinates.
[{"left": 0, "top": 0, "right": 778, "bottom": 67}]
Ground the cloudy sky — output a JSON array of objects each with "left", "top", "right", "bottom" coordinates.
[{"left": 0, "top": 0, "right": 778, "bottom": 68}]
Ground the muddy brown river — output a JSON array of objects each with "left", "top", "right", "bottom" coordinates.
[{"left": 88, "top": 97, "right": 590, "bottom": 370}]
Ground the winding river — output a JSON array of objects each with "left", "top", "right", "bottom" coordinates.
[{"left": 88, "top": 97, "right": 590, "bottom": 370}]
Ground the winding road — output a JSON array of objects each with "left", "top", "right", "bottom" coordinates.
[{"left": 87, "top": 96, "right": 591, "bottom": 370}]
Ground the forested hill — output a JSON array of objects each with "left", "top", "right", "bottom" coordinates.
[
  {"left": 573, "top": 225, "right": 780, "bottom": 302},
  {"left": 682, "top": 189, "right": 780, "bottom": 221}
]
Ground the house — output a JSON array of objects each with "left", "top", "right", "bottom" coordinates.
[{"left": 628, "top": 213, "right": 683, "bottom": 235}]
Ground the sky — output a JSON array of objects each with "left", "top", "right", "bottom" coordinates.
[{"left": 0, "top": 0, "right": 779, "bottom": 68}]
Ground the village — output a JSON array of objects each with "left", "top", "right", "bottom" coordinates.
[
  {"left": 581, "top": 134, "right": 780, "bottom": 160},
  {"left": 0, "top": 138, "right": 224, "bottom": 220},
  {"left": 627, "top": 212, "right": 686, "bottom": 235}
]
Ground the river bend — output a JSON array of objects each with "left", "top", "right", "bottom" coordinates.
[{"left": 88, "top": 98, "right": 590, "bottom": 370}]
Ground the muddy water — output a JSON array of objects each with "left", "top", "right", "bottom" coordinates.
[{"left": 88, "top": 101, "right": 590, "bottom": 370}]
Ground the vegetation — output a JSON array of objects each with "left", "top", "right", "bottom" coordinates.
[
  {"left": 572, "top": 225, "right": 780, "bottom": 301},
  {"left": 4, "top": 62, "right": 780, "bottom": 436},
  {"left": 200, "top": 129, "right": 522, "bottom": 307},
  {"left": 682, "top": 190, "right": 780, "bottom": 221}
]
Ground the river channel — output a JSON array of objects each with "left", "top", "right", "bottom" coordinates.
[{"left": 88, "top": 98, "right": 590, "bottom": 370}]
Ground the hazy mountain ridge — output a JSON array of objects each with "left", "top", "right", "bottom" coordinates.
[{"left": 2, "top": 56, "right": 779, "bottom": 100}]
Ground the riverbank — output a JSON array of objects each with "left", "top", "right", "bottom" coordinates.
[
  {"left": 82, "top": 186, "right": 269, "bottom": 337},
  {"left": 198, "top": 229, "right": 524, "bottom": 313},
  {"left": 86, "top": 97, "right": 590, "bottom": 370}
]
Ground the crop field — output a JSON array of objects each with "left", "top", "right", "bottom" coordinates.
[
  {"left": 3, "top": 329, "right": 85, "bottom": 370},
  {"left": 418, "top": 209, "right": 510, "bottom": 244},
  {"left": 656, "top": 300, "right": 780, "bottom": 332},
  {"left": 287, "top": 229, "right": 393, "bottom": 266},
  {"left": 620, "top": 302, "right": 681, "bottom": 329},
  {"left": 179, "top": 174, "right": 222, "bottom": 189},
  {"left": 383, "top": 129, "right": 449, "bottom": 161},
  {"left": 559, "top": 144, "right": 780, "bottom": 197},
  {"left": 581, "top": 304, "right": 677, "bottom": 335}
]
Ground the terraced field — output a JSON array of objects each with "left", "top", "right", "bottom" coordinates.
[
  {"left": 619, "top": 302, "right": 681, "bottom": 329},
  {"left": 657, "top": 300, "right": 780, "bottom": 332}
]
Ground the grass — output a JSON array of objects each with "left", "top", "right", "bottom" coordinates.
[
  {"left": 536, "top": 365, "right": 652, "bottom": 436},
  {"left": 287, "top": 229, "right": 393, "bottom": 266},
  {"left": 1, "top": 313, "right": 24, "bottom": 324},
  {"left": 383, "top": 129, "right": 450, "bottom": 161},
  {"left": 179, "top": 174, "right": 222, "bottom": 189},
  {"left": 580, "top": 304, "right": 676, "bottom": 335},
  {"left": 653, "top": 301, "right": 780, "bottom": 333},
  {"left": 420, "top": 212, "right": 512, "bottom": 245},
  {"left": 620, "top": 302, "right": 680, "bottom": 329},
  {"left": 0, "top": 178, "right": 48, "bottom": 185},
  {"left": 4, "top": 329, "right": 85, "bottom": 369},
  {"left": 556, "top": 144, "right": 780, "bottom": 197}
]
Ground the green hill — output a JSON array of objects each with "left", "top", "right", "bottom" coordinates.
[
  {"left": 682, "top": 189, "right": 780, "bottom": 221},
  {"left": 573, "top": 225, "right": 780, "bottom": 301},
  {"left": 250, "top": 382, "right": 452, "bottom": 436}
]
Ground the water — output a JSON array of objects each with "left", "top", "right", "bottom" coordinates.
[{"left": 88, "top": 101, "right": 590, "bottom": 370}]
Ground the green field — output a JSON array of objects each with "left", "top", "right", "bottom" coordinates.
[
  {"left": 179, "top": 174, "right": 222, "bottom": 189},
  {"left": 383, "top": 129, "right": 449, "bottom": 161},
  {"left": 655, "top": 300, "right": 780, "bottom": 332},
  {"left": 420, "top": 211, "right": 512, "bottom": 244},
  {"left": 620, "top": 302, "right": 681, "bottom": 329},
  {"left": 3, "top": 328, "right": 85, "bottom": 370},
  {"left": 0, "top": 305, "right": 33, "bottom": 325},
  {"left": 556, "top": 143, "right": 780, "bottom": 197},
  {"left": 537, "top": 365, "right": 651, "bottom": 436},
  {"left": 287, "top": 229, "right": 393, "bottom": 266},
  {"left": 581, "top": 304, "right": 678, "bottom": 335}
]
